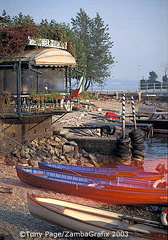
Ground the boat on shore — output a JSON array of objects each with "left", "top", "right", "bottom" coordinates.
[
  {"left": 16, "top": 165, "right": 168, "bottom": 205},
  {"left": 136, "top": 112, "right": 168, "bottom": 134},
  {"left": 38, "top": 162, "right": 164, "bottom": 181},
  {"left": 27, "top": 194, "right": 168, "bottom": 240}
]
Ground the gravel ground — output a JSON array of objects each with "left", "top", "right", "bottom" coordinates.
[
  {"left": 0, "top": 158, "right": 167, "bottom": 240},
  {"left": 0, "top": 99, "right": 167, "bottom": 240},
  {"left": 0, "top": 164, "right": 106, "bottom": 240}
]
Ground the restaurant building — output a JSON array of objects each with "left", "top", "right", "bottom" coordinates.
[{"left": 0, "top": 38, "right": 76, "bottom": 149}]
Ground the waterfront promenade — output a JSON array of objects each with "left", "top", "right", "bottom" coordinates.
[{"left": 91, "top": 89, "right": 168, "bottom": 100}]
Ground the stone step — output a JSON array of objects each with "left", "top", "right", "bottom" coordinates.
[
  {"left": 61, "top": 132, "right": 75, "bottom": 138},
  {"left": 53, "top": 128, "right": 70, "bottom": 135}
]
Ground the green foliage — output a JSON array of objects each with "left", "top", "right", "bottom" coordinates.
[
  {"left": 0, "top": 10, "right": 36, "bottom": 28},
  {"left": 71, "top": 9, "right": 91, "bottom": 80},
  {"left": 77, "top": 91, "right": 90, "bottom": 100},
  {"left": 71, "top": 9, "right": 114, "bottom": 90},
  {"left": 162, "top": 74, "right": 168, "bottom": 83},
  {"left": 0, "top": 24, "right": 38, "bottom": 58},
  {"left": 11, "top": 12, "right": 35, "bottom": 26},
  {"left": 0, "top": 11, "right": 37, "bottom": 58},
  {"left": 29, "top": 90, "right": 62, "bottom": 101},
  {"left": 0, "top": 11, "right": 80, "bottom": 59},
  {"left": 0, "top": 9, "right": 114, "bottom": 90},
  {"left": 38, "top": 19, "right": 63, "bottom": 41},
  {"left": 90, "top": 13, "right": 114, "bottom": 83},
  {"left": 0, "top": 10, "right": 12, "bottom": 27},
  {"left": 147, "top": 71, "right": 158, "bottom": 82},
  {"left": 47, "top": 92, "right": 61, "bottom": 101}
]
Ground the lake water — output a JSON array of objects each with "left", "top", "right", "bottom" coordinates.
[
  {"left": 143, "top": 134, "right": 167, "bottom": 172},
  {"left": 144, "top": 135, "right": 168, "bottom": 159},
  {"left": 91, "top": 79, "right": 139, "bottom": 91}
]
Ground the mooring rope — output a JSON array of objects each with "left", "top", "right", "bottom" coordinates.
[
  {"left": 131, "top": 96, "right": 137, "bottom": 130},
  {"left": 122, "top": 93, "right": 126, "bottom": 139}
]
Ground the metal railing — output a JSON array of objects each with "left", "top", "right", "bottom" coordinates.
[
  {"left": 140, "top": 82, "right": 168, "bottom": 91},
  {"left": 0, "top": 95, "right": 74, "bottom": 116}
]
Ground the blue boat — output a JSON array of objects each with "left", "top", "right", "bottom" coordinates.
[{"left": 38, "top": 162, "right": 164, "bottom": 181}]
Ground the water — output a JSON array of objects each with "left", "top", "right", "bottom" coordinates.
[
  {"left": 143, "top": 134, "right": 167, "bottom": 172},
  {"left": 144, "top": 135, "right": 168, "bottom": 160},
  {"left": 91, "top": 79, "right": 138, "bottom": 91}
]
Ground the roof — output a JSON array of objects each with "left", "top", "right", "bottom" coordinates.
[{"left": 0, "top": 48, "right": 76, "bottom": 67}]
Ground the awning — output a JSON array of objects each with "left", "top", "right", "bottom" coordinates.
[
  {"left": 0, "top": 48, "right": 76, "bottom": 67},
  {"left": 36, "top": 49, "right": 76, "bottom": 66}
]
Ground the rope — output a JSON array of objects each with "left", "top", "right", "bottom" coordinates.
[{"left": 131, "top": 96, "right": 137, "bottom": 130}]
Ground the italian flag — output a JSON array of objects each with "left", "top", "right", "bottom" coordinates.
[{"left": 71, "top": 68, "right": 86, "bottom": 98}]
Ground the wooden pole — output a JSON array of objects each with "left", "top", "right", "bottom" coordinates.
[
  {"left": 131, "top": 96, "right": 137, "bottom": 130},
  {"left": 122, "top": 94, "right": 126, "bottom": 139},
  {"left": 138, "top": 91, "right": 142, "bottom": 101}
]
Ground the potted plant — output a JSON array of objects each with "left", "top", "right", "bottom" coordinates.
[{"left": 47, "top": 92, "right": 62, "bottom": 101}]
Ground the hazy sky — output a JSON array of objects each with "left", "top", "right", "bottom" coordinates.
[{"left": 0, "top": 0, "right": 167, "bottom": 90}]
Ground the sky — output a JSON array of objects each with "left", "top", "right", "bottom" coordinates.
[{"left": 0, "top": 0, "right": 167, "bottom": 90}]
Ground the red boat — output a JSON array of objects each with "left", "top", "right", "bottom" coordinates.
[
  {"left": 38, "top": 162, "right": 164, "bottom": 181},
  {"left": 16, "top": 165, "right": 168, "bottom": 205}
]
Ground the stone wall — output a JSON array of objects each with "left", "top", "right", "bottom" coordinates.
[
  {"left": 67, "top": 136, "right": 116, "bottom": 155},
  {"left": 3, "top": 135, "right": 116, "bottom": 167},
  {"left": 0, "top": 114, "right": 52, "bottom": 156}
]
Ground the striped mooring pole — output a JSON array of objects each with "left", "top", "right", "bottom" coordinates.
[
  {"left": 122, "top": 93, "right": 126, "bottom": 139},
  {"left": 131, "top": 96, "right": 137, "bottom": 130}
]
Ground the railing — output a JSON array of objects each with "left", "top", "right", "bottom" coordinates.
[
  {"left": 0, "top": 95, "right": 75, "bottom": 116},
  {"left": 140, "top": 82, "right": 168, "bottom": 91}
]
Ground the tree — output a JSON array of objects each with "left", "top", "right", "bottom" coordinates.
[
  {"left": 147, "top": 71, "right": 158, "bottom": 82},
  {"left": 162, "top": 63, "right": 168, "bottom": 82},
  {"left": 11, "top": 12, "right": 35, "bottom": 26},
  {"left": 71, "top": 9, "right": 91, "bottom": 79},
  {"left": 0, "top": 11, "right": 37, "bottom": 58},
  {"left": 0, "top": 12, "right": 76, "bottom": 58},
  {"left": 0, "top": 10, "right": 114, "bottom": 90},
  {"left": 0, "top": 10, "right": 11, "bottom": 27},
  {"left": 38, "top": 19, "right": 62, "bottom": 41},
  {"left": 71, "top": 9, "right": 114, "bottom": 90},
  {"left": 162, "top": 74, "right": 168, "bottom": 82},
  {"left": 88, "top": 12, "right": 114, "bottom": 89},
  {"left": 61, "top": 23, "right": 86, "bottom": 66},
  {"left": 0, "top": 24, "right": 38, "bottom": 58}
]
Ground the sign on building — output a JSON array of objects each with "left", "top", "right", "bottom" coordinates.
[{"left": 28, "top": 37, "right": 67, "bottom": 50}]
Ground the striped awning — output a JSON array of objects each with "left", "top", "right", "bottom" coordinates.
[
  {"left": 22, "top": 48, "right": 76, "bottom": 67},
  {"left": 0, "top": 48, "right": 76, "bottom": 67}
]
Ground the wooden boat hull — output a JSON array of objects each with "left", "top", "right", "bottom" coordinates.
[
  {"left": 16, "top": 166, "right": 168, "bottom": 205},
  {"left": 38, "top": 162, "right": 164, "bottom": 181},
  {"left": 27, "top": 194, "right": 168, "bottom": 240},
  {"left": 152, "top": 129, "right": 168, "bottom": 134}
]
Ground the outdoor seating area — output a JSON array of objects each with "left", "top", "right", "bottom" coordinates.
[
  {"left": 0, "top": 45, "right": 77, "bottom": 117},
  {"left": 0, "top": 93, "right": 75, "bottom": 116}
]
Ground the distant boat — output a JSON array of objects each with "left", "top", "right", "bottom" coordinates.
[
  {"left": 38, "top": 162, "right": 164, "bottom": 181},
  {"left": 16, "top": 165, "right": 168, "bottom": 205},
  {"left": 27, "top": 194, "right": 168, "bottom": 240},
  {"left": 136, "top": 112, "right": 168, "bottom": 134}
]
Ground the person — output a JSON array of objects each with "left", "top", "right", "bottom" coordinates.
[{"left": 44, "top": 84, "right": 48, "bottom": 91}]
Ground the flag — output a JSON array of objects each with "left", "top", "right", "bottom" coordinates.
[{"left": 70, "top": 67, "right": 86, "bottom": 98}]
